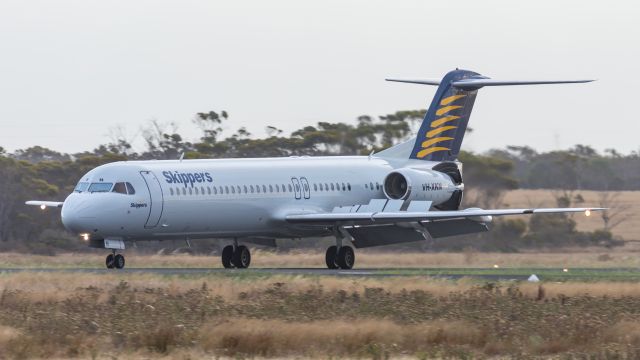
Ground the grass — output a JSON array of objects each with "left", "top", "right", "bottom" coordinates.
[{"left": 2, "top": 271, "right": 640, "bottom": 358}]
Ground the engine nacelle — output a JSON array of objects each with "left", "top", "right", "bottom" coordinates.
[{"left": 383, "top": 167, "right": 460, "bottom": 207}]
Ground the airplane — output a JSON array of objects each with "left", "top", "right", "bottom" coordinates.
[{"left": 26, "top": 69, "right": 602, "bottom": 270}]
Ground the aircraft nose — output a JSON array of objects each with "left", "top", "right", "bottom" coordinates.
[{"left": 61, "top": 194, "right": 97, "bottom": 233}]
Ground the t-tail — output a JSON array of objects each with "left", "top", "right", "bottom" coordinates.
[{"left": 386, "top": 69, "right": 594, "bottom": 162}]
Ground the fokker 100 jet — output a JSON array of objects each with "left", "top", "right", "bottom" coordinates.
[{"left": 27, "top": 69, "right": 602, "bottom": 270}]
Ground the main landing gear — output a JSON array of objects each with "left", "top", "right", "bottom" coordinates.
[
  {"left": 325, "top": 246, "right": 355, "bottom": 269},
  {"left": 106, "top": 250, "right": 125, "bottom": 269},
  {"left": 221, "top": 243, "right": 251, "bottom": 269},
  {"left": 326, "top": 229, "right": 355, "bottom": 269}
]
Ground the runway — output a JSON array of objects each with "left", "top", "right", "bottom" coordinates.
[{"left": 2, "top": 267, "right": 640, "bottom": 281}]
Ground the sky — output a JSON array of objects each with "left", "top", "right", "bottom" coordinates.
[{"left": 0, "top": 0, "right": 638, "bottom": 155}]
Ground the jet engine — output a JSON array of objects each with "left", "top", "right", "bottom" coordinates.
[{"left": 382, "top": 162, "right": 464, "bottom": 209}]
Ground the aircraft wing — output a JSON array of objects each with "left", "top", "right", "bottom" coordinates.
[
  {"left": 25, "top": 200, "right": 64, "bottom": 208},
  {"left": 285, "top": 200, "right": 604, "bottom": 248},
  {"left": 286, "top": 206, "right": 603, "bottom": 226}
]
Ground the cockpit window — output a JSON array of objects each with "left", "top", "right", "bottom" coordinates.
[
  {"left": 88, "top": 182, "right": 113, "bottom": 193},
  {"left": 74, "top": 182, "right": 89, "bottom": 193},
  {"left": 126, "top": 183, "right": 135, "bottom": 195},
  {"left": 112, "top": 182, "right": 127, "bottom": 194}
]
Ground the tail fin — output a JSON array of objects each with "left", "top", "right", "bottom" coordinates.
[{"left": 386, "top": 69, "right": 593, "bottom": 162}]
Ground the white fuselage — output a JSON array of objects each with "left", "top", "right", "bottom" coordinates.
[{"left": 61, "top": 156, "right": 456, "bottom": 242}]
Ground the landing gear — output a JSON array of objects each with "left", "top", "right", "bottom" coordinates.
[
  {"left": 106, "top": 251, "right": 125, "bottom": 269},
  {"left": 221, "top": 245, "right": 234, "bottom": 268},
  {"left": 337, "top": 246, "right": 355, "bottom": 269},
  {"left": 325, "top": 246, "right": 339, "bottom": 269},
  {"left": 221, "top": 243, "right": 251, "bottom": 269},
  {"left": 326, "top": 228, "right": 355, "bottom": 269},
  {"left": 106, "top": 253, "right": 115, "bottom": 269}
]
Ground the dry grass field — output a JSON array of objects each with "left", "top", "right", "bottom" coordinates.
[
  {"left": 2, "top": 272, "right": 640, "bottom": 359},
  {"left": 503, "top": 189, "right": 640, "bottom": 241}
]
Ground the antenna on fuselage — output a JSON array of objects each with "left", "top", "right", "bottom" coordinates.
[{"left": 179, "top": 152, "right": 185, "bottom": 162}]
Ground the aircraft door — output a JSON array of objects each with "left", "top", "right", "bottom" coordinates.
[
  {"left": 140, "top": 171, "right": 164, "bottom": 228},
  {"left": 300, "top": 177, "right": 310, "bottom": 199},
  {"left": 291, "top": 177, "right": 302, "bottom": 199}
]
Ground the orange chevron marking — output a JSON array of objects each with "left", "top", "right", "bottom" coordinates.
[
  {"left": 436, "top": 105, "right": 462, "bottom": 116},
  {"left": 431, "top": 115, "right": 460, "bottom": 128},
  {"left": 440, "top": 94, "right": 466, "bottom": 106},
  {"left": 421, "top": 136, "right": 453, "bottom": 148},
  {"left": 417, "top": 146, "right": 450, "bottom": 158},
  {"left": 427, "top": 126, "right": 457, "bottom": 138}
]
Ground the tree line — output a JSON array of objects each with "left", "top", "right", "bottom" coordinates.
[{"left": 0, "top": 110, "right": 634, "bottom": 253}]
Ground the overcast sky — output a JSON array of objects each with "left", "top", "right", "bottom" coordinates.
[{"left": 0, "top": 0, "right": 638, "bottom": 154}]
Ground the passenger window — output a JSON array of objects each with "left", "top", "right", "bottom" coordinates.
[
  {"left": 231, "top": 186, "right": 235, "bottom": 194},
  {"left": 256, "top": 185, "right": 261, "bottom": 193},
  {"left": 314, "top": 184, "right": 317, "bottom": 191},
  {"left": 376, "top": 182, "right": 380, "bottom": 190},
  {"left": 295, "top": 184, "right": 300, "bottom": 192},
  {"left": 370, "top": 182, "right": 374, "bottom": 190},
  {"left": 335, "top": 183, "right": 340, "bottom": 191},
  {"left": 189, "top": 187, "right": 193, "bottom": 195},
  {"left": 330, "top": 183, "right": 335, "bottom": 191},
  {"left": 342, "top": 183, "right": 346, "bottom": 191},
  {"left": 207, "top": 187, "right": 211, "bottom": 195},
  {"left": 244, "top": 185, "right": 248, "bottom": 194},
  {"left": 126, "top": 183, "right": 136, "bottom": 195},
  {"left": 276, "top": 184, "right": 280, "bottom": 192},
  {"left": 195, "top": 187, "right": 199, "bottom": 195},
  {"left": 282, "top": 184, "right": 286, "bottom": 192},
  {"left": 319, "top": 183, "right": 323, "bottom": 191},
  {"left": 269, "top": 184, "right": 273, "bottom": 193},
  {"left": 170, "top": 188, "right": 174, "bottom": 196},
  {"left": 176, "top": 187, "right": 180, "bottom": 196},
  {"left": 262, "top": 185, "right": 267, "bottom": 193},
  {"left": 325, "top": 183, "right": 329, "bottom": 191},
  {"left": 288, "top": 184, "right": 292, "bottom": 192},
  {"left": 365, "top": 183, "right": 368, "bottom": 189},
  {"left": 182, "top": 188, "right": 186, "bottom": 195},
  {"left": 347, "top": 183, "right": 351, "bottom": 191},
  {"left": 213, "top": 186, "right": 218, "bottom": 195},
  {"left": 112, "top": 182, "right": 127, "bottom": 194},
  {"left": 250, "top": 185, "right": 255, "bottom": 193}
]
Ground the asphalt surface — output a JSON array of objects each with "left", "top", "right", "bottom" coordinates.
[{"left": 2, "top": 267, "right": 639, "bottom": 281}]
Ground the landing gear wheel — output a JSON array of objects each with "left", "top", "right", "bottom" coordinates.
[
  {"left": 222, "top": 245, "right": 234, "bottom": 268},
  {"left": 232, "top": 245, "right": 251, "bottom": 269},
  {"left": 325, "top": 246, "right": 338, "bottom": 269},
  {"left": 337, "top": 246, "right": 355, "bottom": 269},
  {"left": 114, "top": 254, "right": 125, "bottom": 269},
  {"left": 106, "top": 254, "right": 115, "bottom": 269}
]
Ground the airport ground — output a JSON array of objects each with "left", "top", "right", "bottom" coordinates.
[{"left": 3, "top": 251, "right": 640, "bottom": 359}]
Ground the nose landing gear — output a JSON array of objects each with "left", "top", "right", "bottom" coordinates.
[
  {"left": 106, "top": 250, "right": 125, "bottom": 269},
  {"left": 221, "top": 242, "right": 251, "bottom": 269}
]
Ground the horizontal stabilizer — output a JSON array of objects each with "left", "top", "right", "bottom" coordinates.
[
  {"left": 386, "top": 77, "right": 594, "bottom": 90},
  {"left": 25, "top": 200, "right": 64, "bottom": 208},
  {"left": 451, "top": 78, "right": 595, "bottom": 90}
]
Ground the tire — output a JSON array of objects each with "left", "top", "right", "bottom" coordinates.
[
  {"left": 337, "top": 246, "right": 355, "bottom": 269},
  {"left": 232, "top": 245, "right": 251, "bottom": 269},
  {"left": 106, "top": 254, "right": 115, "bottom": 269},
  {"left": 325, "top": 246, "right": 338, "bottom": 269},
  {"left": 221, "top": 245, "right": 234, "bottom": 268},
  {"left": 114, "top": 254, "right": 125, "bottom": 269}
]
